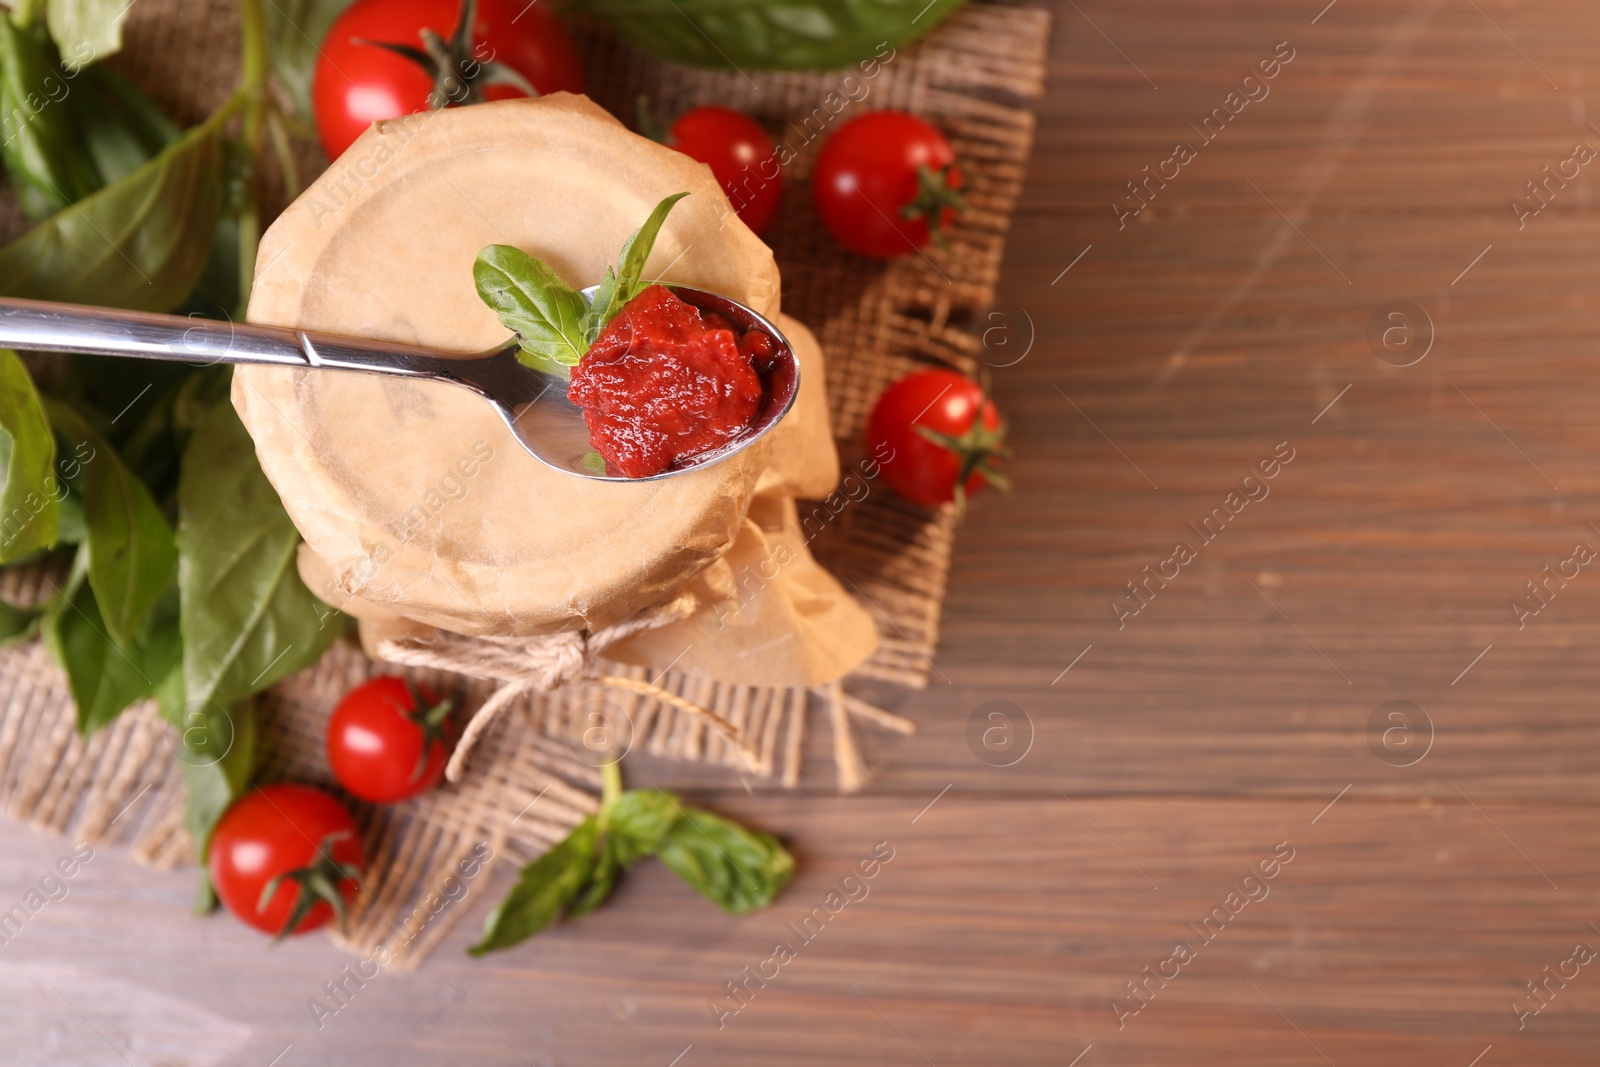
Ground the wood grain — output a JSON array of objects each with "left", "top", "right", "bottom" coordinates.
[{"left": 10, "top": 0, "right": 1600, "bottom": 1063}]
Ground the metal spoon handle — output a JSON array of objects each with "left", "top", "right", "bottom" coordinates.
[{"left": 0, "top": 295, "right": 478, "bottom": 383}]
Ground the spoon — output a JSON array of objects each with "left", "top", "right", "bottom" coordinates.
[{"left": 0, "top": 286, "right": 799, "bottom": 482}]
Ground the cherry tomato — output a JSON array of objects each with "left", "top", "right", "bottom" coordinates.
[
  {"left": 327, "top": 677, "right": 454, "bottom": 803},
  {"left": 812, "top": 111, "right": 965, "bottom": 259},
  {"left": 313, "top": 0, "right": 585, "bottom": 160},
  {"left": 865, "top": 369, "right": 1009, "bottom": 509},
  {"left": 209, "top": 784, "right": 364, "bottom": 938},
  {"left": 667, "top": 106, "right": 782, "bottom": 237}
]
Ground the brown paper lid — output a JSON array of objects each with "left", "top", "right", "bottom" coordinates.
[
  {"left": 755, "top": 314, "right": 840, "bottom": 501},
  {"left": 236, "top": 95, "right": 780, "bottom": 634}
]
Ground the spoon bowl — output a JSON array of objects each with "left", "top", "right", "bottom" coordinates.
[
  {"left": 469, "top": 284, "right": 798, "bottom": 481},
  {"left": 0, "top": 287, "right": 799, "bottom": 482}
]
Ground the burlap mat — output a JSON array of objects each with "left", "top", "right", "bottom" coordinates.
[{"left": 0, "top": 0, "right": 1048, "bottom": 967}]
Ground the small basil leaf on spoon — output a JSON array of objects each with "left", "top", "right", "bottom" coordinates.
[
  {"left": 472, "top": 244, "right": 588, "bottom": 373},
  {"left": 474, "top": 193, "right": 691, "bottom": 368},
  {"left": 584, "top": 191, "right": 688, "bottom": 340}
]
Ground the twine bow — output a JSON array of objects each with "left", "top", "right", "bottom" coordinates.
[{"left": 374, "top": 592, "right": 749, "bottom": 780}]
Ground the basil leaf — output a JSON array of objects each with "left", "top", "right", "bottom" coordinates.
[
  {"left": 657, "top": 809, "right": 794, "bottom": 914},
  {"left": 0, "top": 349, "right": 59, "bottom": 562},
  {"left": 48, "top": 352, "right": 182, "bottom": 444},
  {"left": 585, "top": 193, "right": 688, "bottom": 338},
  {"left": 583, "top": 268, "right": 619, "bottom": 346},
  {"left": 0, "top": 109, "right": 225, "bottom": 312},
  {"left": 177, "top": 704, "right": 257, "bottom": 864},
  {"left": 42, "top": 402, "right": 100, "bottom": 550},
  {"left": 44, "top": 0, "right": 131, "bottom": 69},
  {"left": 569, "top": 788, "right": 685, "bottom": 917},
  {"left": 83, "top": 447, "right": 173, "bottom": 644},
  {"left": 266, "top": 0, "right": 357, "bottom": 121},
  {"left": 108, "top": 377, "right": 185, "bottom": 499},
  {"left": 615, "top": 192, "right": 688, "bottom": 305},
  {"left": 176, "top": 397, "right": 339, "bottom": 709},
  {"left": 605, "top": 789, "right": 684, "bottom": 866},
  {"left": 178, "top": 215, "right": 244, "bottom": 321},
  {"left": 0, "top": 17, "right": 100, "bottom": 221},
  {"left": 572, "top": 0, "right": 955, "bottom": 70},
  {"left": 568, "top": 840, "right": 619, "bottom": 918},
  {"left": 170, "top": 362, "right": 234, "bottom": 432},
  {"left": 46, "top": 400, "right": 176, "bottom": 646},
  {"left": 473, "top": 244, "right": 589, "bottom": 371},
  {"left": 0, "top": 598, "right": 43, "bottom": 645},
  {"left": 42, "top": 554, "right": 181, "bottom": 735},
  {"left": 54, "top": 481, "right": 84, "bottom": 542},
  {"left": 70, "top": 63, "right": 181, "bottom": 186},
  {"left": 469, "top": 816, "right": 599, "bottom": 956},
  {"left": 161, "top": 679, "right": 257, "bottom": 847}
]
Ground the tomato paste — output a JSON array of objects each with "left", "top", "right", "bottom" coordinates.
[{"left": 568, "top": 284, "right": 771, "bottom": 478}]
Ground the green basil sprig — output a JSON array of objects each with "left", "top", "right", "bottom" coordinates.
[
  {"left": 570, "top": 0, "right": 959, "bottom": 71},
  {"left": 0, "top": 0, "right": 344, "bottom": 909},
  {"left": 470, "top": 781, "right": 794, "bottom": 956},
  {"left": 472, "top": 192, "right": 689, "bottom": 375}
]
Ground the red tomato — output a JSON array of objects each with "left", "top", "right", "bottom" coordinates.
[
  {"left": 313, "top": 0, "right": 585, "bottom": 160},
  {"left": 812, "top": 111, "right": 965, "bottom": 259},
  {"left": 209, "top": 784, "right": 363, "bottom": 938},
  {"left": 865, "top": 369, "right": 1009, "bottom": 509},
  {"left": 668, "top": 106, "right": 782, "bottom": 237},
  {"left": 326, "top": 677, "right": 453, "bottom": 803}
]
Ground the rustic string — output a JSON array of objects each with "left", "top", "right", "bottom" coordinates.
[{"left": 373, "top": 591, "right": 758, "bottom": 780}]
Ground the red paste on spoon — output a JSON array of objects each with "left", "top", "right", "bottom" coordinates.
[{"left": 567, "top": 284, "right": 773, "bottom": 478}]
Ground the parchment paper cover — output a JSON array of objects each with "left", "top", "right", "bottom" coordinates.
[{"left": 236, "top": 95, "right": 877, "bottom": 688}]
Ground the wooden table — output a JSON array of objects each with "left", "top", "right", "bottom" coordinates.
[{"left": 8, "top": 1, "right": 1600, "bottom": 1062}]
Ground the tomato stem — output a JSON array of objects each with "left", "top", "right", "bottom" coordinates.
[
  {"left": 354, "top": 0, "right": 536, "bottom": 112},
  {"left": 258, "top": 830, "right": 363, "bottom": 941},
  {"left": 914, "top": 390, "right": 1010, "bottom": 518},
  {"left": 403, "top": 681, "right": 454, "bottom": 783},
  {"left": 901, "top": 163, "right": 967, "bottom": 249}
]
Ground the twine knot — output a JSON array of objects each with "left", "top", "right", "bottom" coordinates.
[
  {"left": 374, "top": 591, "right": 751, "bottom": 781},
  {"left": 529, "top": 631, "right": 592, "bottom": 690}
]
